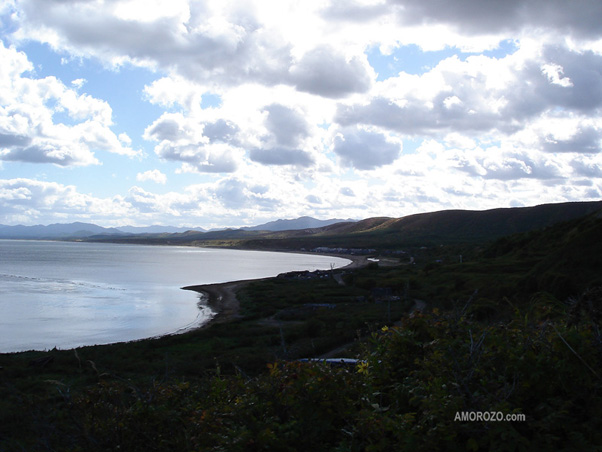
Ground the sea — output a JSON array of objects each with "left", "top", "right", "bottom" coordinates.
[{"left": 0, "top": 240, "right": 350, "bottom": 353}]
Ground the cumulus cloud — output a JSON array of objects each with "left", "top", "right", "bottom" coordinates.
[
  {"left": 289, "top": 46, "right": 372, "bottom": 98},
  {"left": 391, "top": 0, "right": 602, "bottom": 38},
  {"left": 542, "top": 127, "right": 602, "bottom": 154},
  {"left": 214, "top": 177, "right": 279, "bottom": 210},
  {"left": 144, "top": 98, "right": 320, "bottom": 172},
  {"left": 263, "top": 104, "right": 310, "bottom": 147},
  {"left": 202, "top": 119, "right": 241, "bottom": 145},
  {"left": 0, "top": 42, "right": 137, "bottom": 166},
  {"left": 144, "top": 113, "right": 241, "bottom": 173},
  {"left": 145, "top": 116, "right": 185, "bottom": 142},
  {"left": 136, "top": 169, "right": 167, "bottom": 184},
  {"left": 570, "top": 155, "right": 602, "bottom": 178},
  {"left": 249, "top": 147, "right": 314, "bottom": 167},
  {"left": 334, "top": 128, "right": 401, "bottom": 170},
  {"left": 13, "top": 0, "right": 293, "bottom": 87},
  {"left": 243, "top": 103, "right": 316, "bottom": 167},
  {"left": 454, "top": 149, "right": 564, "bottom": 181},
  {"left": 71, "top": 78, "right": 86, "bottom": 89},
  {"left": 155, "top": 142, "right": 238, "bottom": 173},
  {"left": 0, "top": 178, "right": 132, "bottom": 224},
  {"left": 336, "top": 44, "right": 602, "bottom": 144},
  {"left": 0, "top": 143, "right": 97, "bottom": 166},
  {"left": 335, "top": 57, "right": 513, "bottom": 136}
]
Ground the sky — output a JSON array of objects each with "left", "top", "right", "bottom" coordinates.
[{"left": 1, "top": 0, "right": 602, "bottom": 229}]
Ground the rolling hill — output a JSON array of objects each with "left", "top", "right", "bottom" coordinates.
[
  {"left": 87, "top": 200, "right": 602, "bottom": 251},
  {"left": 0, "top": 222, "right": 123, "bottom": 239}
]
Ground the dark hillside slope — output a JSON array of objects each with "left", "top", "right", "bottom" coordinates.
[
  {"left": 484, "top": 210, "right": 602, "bottom": 298},
  {"left": 237, "top": 200, "right": 602, "bottom": 250},
  {"left": 86, "top": 200, "right": 602, "bottom": 250},
  {"left": 375, "top": 201, "right": 602, "bottom": 243}
]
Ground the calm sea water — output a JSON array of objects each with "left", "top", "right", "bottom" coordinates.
[{"left": 0, "top": 240, "right": 350, "bottom": 352}]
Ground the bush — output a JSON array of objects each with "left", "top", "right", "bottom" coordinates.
[{"left": 67, "top": 304, "right": 602, "bottom": 451}]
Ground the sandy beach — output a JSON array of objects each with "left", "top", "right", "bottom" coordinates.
[{"left": 182, "top": 252, "right": 369, "bottom": 327}]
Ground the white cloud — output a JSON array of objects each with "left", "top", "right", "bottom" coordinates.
[
  {"left": 136, "top": 169, "right": 167, "bottom": 184},
  {"left": 71, "top": 78, "right": 86, "bottom": 89},
  {"left": 337, "top": 43, "right": 602, "bottom": 142},
  {"left": 541, "top": 63, "right": 573, "bottom": 88},
  {"left": 144, "top": 112, "right": 242, "bottom": 174},
  {"left": 118, "top": 132, "right": 132, "bottom": 144},
  {"left": 0, "top": 42, "right": 138, "bottom": 166},
  {"left": 0, "top": 178, "right": 132, "bottom": 224}
]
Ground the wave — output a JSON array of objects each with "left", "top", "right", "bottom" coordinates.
[{"left": 0, "top": 273, "right": 126, "bottom": 291}]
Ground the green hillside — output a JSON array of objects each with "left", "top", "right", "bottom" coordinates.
[
  {"left": 484, "top": 209, "right": 602, "bottom": 299},
  {"left": 90, "top": 200, "right": 602, "bottom": 251}
]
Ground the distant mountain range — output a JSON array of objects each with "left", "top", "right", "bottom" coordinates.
[
  {"left": 0, "top": 222, "right": 203, "bottom": 239},
  {"left": 240, "top": 216, "right": 354, "bottom": 232},
  {"left": 0, "top": 217, "right": 353, "bottom": 239},
  {"left": 2, "top": 202, "right": 601, "bottom": 246},
  {"left": 114, "top": 225, "right": 207, "bottom": 234},
  {"left": 0, "top": 222, "right": 124, "bottom": 239}
]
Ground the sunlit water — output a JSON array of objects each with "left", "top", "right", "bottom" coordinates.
[{"left": 0, "top": 240, "right": 350, "bottom": 352}]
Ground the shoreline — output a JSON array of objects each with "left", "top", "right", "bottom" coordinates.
[{"left": 181, "top": 252, "right": 369, "bottom": 329}]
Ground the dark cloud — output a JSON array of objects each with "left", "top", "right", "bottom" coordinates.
[
  {"left": 505, "top": 48, "right": 602, "bottom": 125},
  {"left": 454, "top": 152, "right": 563, "bottom": 181},
  {"left": 0, "top": 144, "right": 91, "bottom": 166},
  {"left": 155, "top": 143, "right": 237, "bottom": 173},
  {"left": 336, "top": 96, "right": 506, "bottom": 137},
  {"left": 0, "top": 133, "right": 32, "bottom": 148},
  {"left": 334, "top": 128, "right": 400, "bottom": 170},
  {"left": 289, "top": 46, "right": 372, "bottom": 98},
  {"left": 246, "top": 104, "right": 314, "bottom": 167},
  {"left": 306, "top": 195, "right": 322, "bottom": 204},
  {"left": 202, "top": 119, "right": 240, "bottom": 145},
  {"left": 570, "top": 158, "right": 602, "bottom": 178},
  {"left": 249, "top": 147, "right": 314, "bottom": 167},
  {"left": 391, "top": 0, "right": 602, "bottom": 38},
  {"left": 145, "top": 117, "right": 183, "bottom": 141},
  {"left": 264, "top": 104, "right": 309, "bottom": 147},
  {"left": 543, "top": 127, "right": 602, "bottom": 154},
  {"left": 215, "top": 178, "right": 279, "bottom": 210}
]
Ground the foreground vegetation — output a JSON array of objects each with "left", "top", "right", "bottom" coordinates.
[{"left": 2, "top": 210, "right": 602, "bottom": 450}]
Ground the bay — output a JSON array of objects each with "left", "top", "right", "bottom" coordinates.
[{"left": 0, "top": 240, "right": 350, "bottom": 353}]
